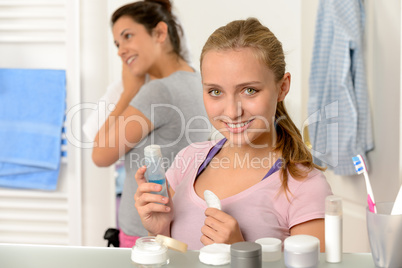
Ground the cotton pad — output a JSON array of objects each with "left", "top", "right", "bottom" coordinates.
[
  {"left": 204, "top": 190, "right": 221, "bottom": 210},
  {"left": 199, "top": 243, "right": 230, "bottom": 265}
]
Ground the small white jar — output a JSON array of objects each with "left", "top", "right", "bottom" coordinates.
[
  {"left": 131, "top": 235, "right": 187, "bottom": 268},
  {"left": 131, "top": 236, "right": 168, "bottom": 267},
  {"left": 284, "top": 235, "right": 320, "bottom": 268},
  {"left": 255, "top": 237, "right": 282, "bottom": 262}
]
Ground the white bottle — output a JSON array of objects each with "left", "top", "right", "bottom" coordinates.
[
  {"left": 325, "top": 195, "right": 342, "bottom": 263},
  {"left": 144, "top": 145, "right": 168, "bottom": 198}
]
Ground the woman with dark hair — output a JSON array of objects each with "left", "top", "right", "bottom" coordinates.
[{"left": 92, "top": 0, "right": 209, "bottom": 248}]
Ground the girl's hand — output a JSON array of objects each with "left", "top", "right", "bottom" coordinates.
[
  {"left": 134, "top": 166, "right": 173, "bottom": 236},
  {"left": 200, "top": 208, "right": 244, "bottom": 246}
]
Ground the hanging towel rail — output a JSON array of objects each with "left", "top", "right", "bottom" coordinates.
[
  {"left": 0, "top": 1, "right": 66, "bottom": 43},
  {"left": 0, "top": 0, "right": 82, "bottom": 246}
]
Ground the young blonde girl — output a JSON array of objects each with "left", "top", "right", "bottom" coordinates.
[{"left": 134, "top": 18, "right": 332, "bottom": 251}]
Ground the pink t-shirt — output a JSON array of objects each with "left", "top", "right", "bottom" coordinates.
[{"left": 166, "top": 140, "right": 332, "bottom": 250}]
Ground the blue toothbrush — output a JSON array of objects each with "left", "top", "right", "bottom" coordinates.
[{"left": 352, "top": 155, "right": 377, "bottom": 213}]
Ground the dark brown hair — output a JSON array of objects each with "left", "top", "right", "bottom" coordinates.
[
  {"left": 111, "top": 0, "right": 183, "bottom": 59},
  {"left": 201, "top": 18, "right": 325, "bottom": 194}
]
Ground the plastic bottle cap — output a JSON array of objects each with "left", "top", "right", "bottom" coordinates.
[
  {"left": 155, "top": 235, "right": 188, "bottom": 253},
  {"left": 284, "top": 235, "right": 319, "bottom": 253},
  {"left": 325, "top": 195, "right": 343, "bottom": 216},
  {"left": 199, "top": 243, "right": 231, "bottom": 265},
  {"left": 144, "top": 144, "right": 162, "bottom": 158}
]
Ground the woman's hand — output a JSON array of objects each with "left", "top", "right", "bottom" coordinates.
[
  {"left": 92, "top": 64, "right": 150, "bottom": 167},
  {"left": 122, "top": 62, "right": 145, "bottom": 97},
  {"left": 134, "top": 166, "right": 173, "bottom": 236},
  {"left": 200, "top": 208, "right": 244, "bottom": 246}
]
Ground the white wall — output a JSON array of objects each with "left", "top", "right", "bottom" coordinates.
[
  {"left": 80, "top": 0, "right": 116, "bottom": 246},
  {"left": 365, "top": 0, "right": 402, "bottom": 202}
]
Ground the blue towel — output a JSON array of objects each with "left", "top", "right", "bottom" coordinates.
[
  {"left": 0, "top": 68, "right": 66, "bottom": 190},
  {"left": 308, "top": 0, "right": 374, "bottom": 175}
]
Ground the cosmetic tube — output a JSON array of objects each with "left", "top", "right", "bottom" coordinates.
[
  {"left": 325, "top": 195, "right": 342, "bottom": 263},
  {"left": 144, "top": 145, "right": 168, "bottom": 199}
]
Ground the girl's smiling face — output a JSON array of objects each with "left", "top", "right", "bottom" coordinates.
[
  {"left": 201, "top": 47, "right": 290, "bottom": 148},
  {"left": 112, "top": 16, "right": 161, "bottom": 77}
]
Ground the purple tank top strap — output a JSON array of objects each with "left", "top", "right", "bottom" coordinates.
[
  {"left": 262, "top": 158, "right": 283, "bottom": 180},
  {"left": 196, "top": 138, "right": 227, "bottom": 177},
  {"left": 196, "top": 138, "right": 283, "bottom": 180}
]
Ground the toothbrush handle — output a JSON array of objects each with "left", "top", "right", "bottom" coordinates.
[
  {"left": 391, "top": 185, "right": 402, "bottom": 215},
  {"left": 367, "top": 194, "right": 377, "bottom": 213},
  {"left": 364, "top": 173, "right": 376, "bottom": 202}
]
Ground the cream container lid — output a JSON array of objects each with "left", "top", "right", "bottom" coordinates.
[
  {"left": 255, "top": 237, "right": 282, "bottom": 252},
  {"left": 284, "top": 235, "right": 319, "bottom": 253},
  {"left": 155, "top": 235, "right": 188, "bottom": 252},
  {"left": 199, "top": 243, "right": 231, "bottom": 265}
]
